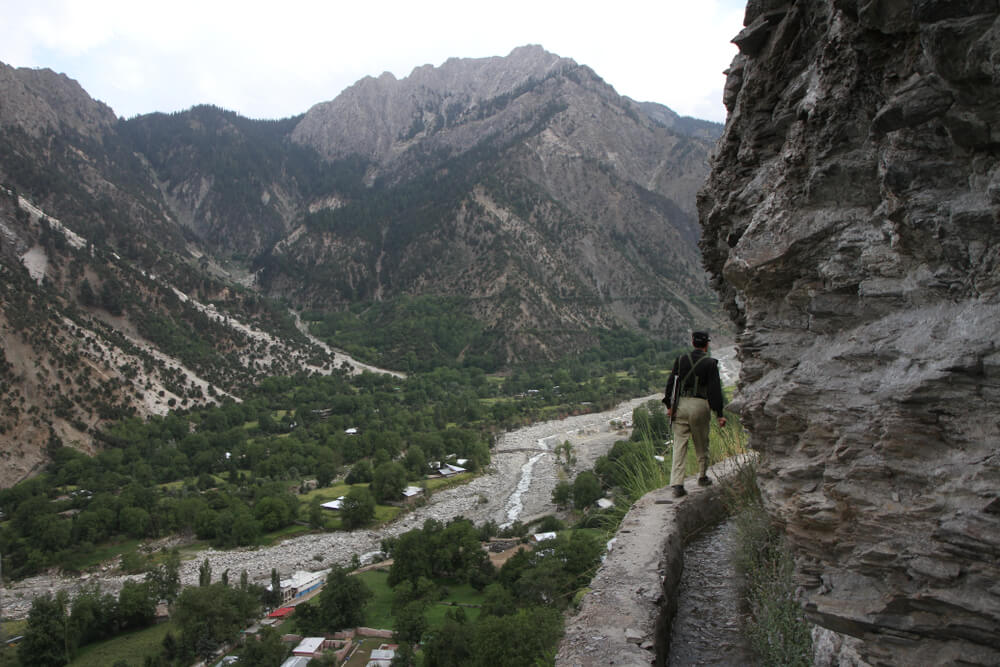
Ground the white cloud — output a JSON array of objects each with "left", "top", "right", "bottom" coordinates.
[{"left": 0, "top": 0, "right": 746, "bottom": 121}]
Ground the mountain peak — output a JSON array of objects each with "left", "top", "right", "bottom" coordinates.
[
  {"left": 291, "top": 45, "right": 589, "bottom": 166},
  {"left": 0, "top": 62, "right": 116, "bottom": 138}
]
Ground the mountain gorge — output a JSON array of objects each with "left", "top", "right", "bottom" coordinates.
[{"left": 0, "top": 46, "right": 722, "bottom": 484}]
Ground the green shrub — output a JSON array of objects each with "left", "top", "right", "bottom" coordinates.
[{"left": 731, "top": 501, "right": 813, "bottom": 666}]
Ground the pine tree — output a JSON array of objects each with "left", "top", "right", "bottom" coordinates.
[{"left": 198, "top": 558, "right": 212, "bottom": 587}]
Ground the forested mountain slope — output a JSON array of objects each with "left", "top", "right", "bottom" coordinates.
[{"left": 0, "top": 46, "right": 723, "bottom": 483}]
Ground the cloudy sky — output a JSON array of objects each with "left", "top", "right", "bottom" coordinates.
[{"left": 0, "top": 0, "right": 746, "bottom": 123}]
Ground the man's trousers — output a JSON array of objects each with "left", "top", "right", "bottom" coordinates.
[{"left": 670, "top": 396, "right": 710, "bottom": 486}]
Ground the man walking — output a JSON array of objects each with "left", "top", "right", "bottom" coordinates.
[{"left": 663, "top": 331, "right": 726, "bottom": 497}]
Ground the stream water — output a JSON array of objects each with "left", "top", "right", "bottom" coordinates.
[
  {"left": 501, "top": 452, "right": 547, "bottom": 528},
  {"left": 668, "top": 518, "right": 754, "bottom": 666}
]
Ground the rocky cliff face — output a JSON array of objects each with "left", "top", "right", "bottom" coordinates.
[{"left": 698, "top": 1, "right": 1000, "bottom": 664}]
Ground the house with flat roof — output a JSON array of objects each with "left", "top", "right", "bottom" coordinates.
[
  {"left": 267, "top": 606, "right": 295, "bottom": 620},
  {"left": 293, "top": 637, "right": 326, "bottom": 658},
  {"left": 367, "top": 646, "right": 397, "bottom": 667},
  {"left": 531, "top": 531, "right": 558, "bottom": 543},
  {"left": 267, "top": 570, "right": 328, "bottom": 604}
]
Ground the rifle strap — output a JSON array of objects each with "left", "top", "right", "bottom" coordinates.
[{"left": 680, "top": 353, "right": 709, "bottom": 398}]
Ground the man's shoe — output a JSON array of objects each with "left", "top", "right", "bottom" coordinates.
[
  {"left": 697, "top": 476, "right": 712, "bottom": 487},
  {"left": 672, "top": 485, "right": 687, "bottom": 498}
]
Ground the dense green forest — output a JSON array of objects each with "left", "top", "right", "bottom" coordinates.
[{"left": 306, "top": 295, "right": 682, "bottom": 376}]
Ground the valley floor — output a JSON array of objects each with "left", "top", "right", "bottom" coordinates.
[
  {"left": 2, "top": 349, "right": 741, "bottom": 622},
  {"left": 0, "top": 394, "right": 657, "bottom": 620}
]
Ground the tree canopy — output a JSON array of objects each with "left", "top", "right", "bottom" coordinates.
[{"left": 295, "top": 567, "right": 372, "bottom": 635}]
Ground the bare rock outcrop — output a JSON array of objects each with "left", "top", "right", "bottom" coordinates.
[
  {"left": 0, "top": 62, "right": 116, "bottom": 139},
  {"left": 292, "top": 45, "right": 578, "bottom": 169},
  {"left": 290, "top": 45, "right": 716, "bottom": 216},
  {"left": 698, "top": 1, "right": 1000, "bottom": 664}
]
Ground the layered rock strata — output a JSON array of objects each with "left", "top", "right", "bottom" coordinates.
[{"left": 698, "top": 1, "right": 1000, "bottom": 664}]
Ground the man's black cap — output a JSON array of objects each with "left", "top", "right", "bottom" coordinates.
[{"left": 692, "top": 331, "right": 710, "bottom": 346}]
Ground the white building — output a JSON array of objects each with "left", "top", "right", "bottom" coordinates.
[
  {"left": 367, "top": 647, "right": 396, "bottom": 667},
  {"left": 293, "top": 637, "right": 326, "bottom": 658},
  {"left": 321, "top": 496, "right": 346, "bottom": 510},
  {"left": 267, "top": 570, "right": 328, "bottom": 604}
]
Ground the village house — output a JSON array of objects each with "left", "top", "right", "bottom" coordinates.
[
  {"left": 428, "top": 456, "right": 469, "bottom": 478},
  {"left": 367, "top": 644, "right": 398, "bottom": 667},
  {"left": 401, "top": 486, "right": 424, "bottom": 504},
  {"left": 436, "top": 463, "right": 466, "bottom": 477},
  {"left": 265, "top": 606, "right": 295, "bottom": 625},
  {"left": 292, "top": 636, "right": 336, "bottom": 659},
  {"left": 320, "top": 496, "right": 345, "bottom": 511},
  {"left": 267, "top": 570, "right": 327, "bottom": 604}
]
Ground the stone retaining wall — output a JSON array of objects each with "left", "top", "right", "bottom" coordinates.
[{"left": 556, "top": 457, "right": 747, "bottom": 666}]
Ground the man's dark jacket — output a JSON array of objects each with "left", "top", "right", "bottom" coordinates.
[{"left": 662, "top": 349, "right": 725, "bottom": 417}]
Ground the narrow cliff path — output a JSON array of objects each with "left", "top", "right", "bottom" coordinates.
[{"left": 556, "top": 456, "right": 751, "bottom": 666}]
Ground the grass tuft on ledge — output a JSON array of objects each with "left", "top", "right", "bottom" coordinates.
[{"left": 716, "top": 425, "right": 813, "bottom": 666}]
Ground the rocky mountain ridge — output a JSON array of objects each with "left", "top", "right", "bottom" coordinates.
[
  {"left": 699, "top": 1, "right": 1000, "bottom": 664},
  {"left": 292, "top": 45, "right": 579, "bottom": 167},
  {"left": 0, "top": 62, "right": 116, "bottom": 139}
]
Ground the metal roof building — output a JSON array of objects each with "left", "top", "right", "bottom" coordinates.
[{"left": 293, "top": 637, "right": 325, "bottom": 657}]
